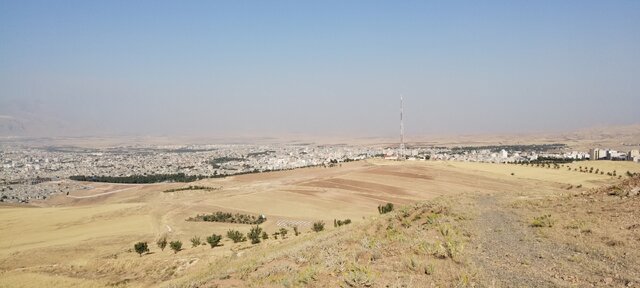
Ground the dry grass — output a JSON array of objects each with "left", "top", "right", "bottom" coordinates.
[{"left": 0, "top": 159, "right": 636, "bottom": 287}]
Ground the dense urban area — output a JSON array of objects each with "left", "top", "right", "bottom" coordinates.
[{"left": 1, "top": 143, "right": 639, "bottom": 204}]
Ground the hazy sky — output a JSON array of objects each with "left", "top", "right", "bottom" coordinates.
[{"left": 1, "top": 1, "right": 639, "bottom": 138}]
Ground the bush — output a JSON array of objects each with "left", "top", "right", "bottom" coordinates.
[
  {"left": 279, "top": 228, "right": 288, "bottom": 239},
  {"left": 170, "top": 241, "right": 183, "bottom": 253},
  {"left": 227, "top": 230, "right": 247, "bottom": 243},
  {"left": 261, "top": 231, "right": 269, "bottom": 240},
  {"left": 378, "top": 203, "right": 394, "bottom": 214},
  {"left": 206, "top": 234, "right": 222, "bottom": 248},
  {"left": 335, "top": 219, "right": 352, "bottom": 227},
  {"left": 156, "top": 237, "right": 167, "bottom": 251},
  {"left": 531, "top": 215, "right": 553, "bottom": 227},
  {"left": 312, "top": 221, "right": 325, "bottom": 232},
  {"left": 293, "top": 226, "right": 300, "bottom": 236},
  {"left": 247, "top": 226, "right": 263, "bottom": 244},
  {"left": 191, "top": 236, "right": 201, "bottom": 247},
  {"left": 134, "top": 242, "right": 149, "bottom": 257}
]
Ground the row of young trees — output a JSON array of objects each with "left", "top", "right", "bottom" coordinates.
[
  {"left": 133, "top": 221, "right": 328, "bottom": 257},
  {"left": 134, "top": 233, "right": 223, "bottom": 257},
  {"left": 517, "top": 162, "right": 634, "bottom": 179},
  {"left": 163, "top": 185, "right": 220, "bottom": 193}
]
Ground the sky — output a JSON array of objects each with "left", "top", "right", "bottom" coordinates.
[{"left": 1, "top": 1, "right": 639, "bottom": 138}]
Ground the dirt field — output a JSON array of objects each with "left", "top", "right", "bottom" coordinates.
[{"left": 1, "top": 159, "right": 638, "bottom": 287}]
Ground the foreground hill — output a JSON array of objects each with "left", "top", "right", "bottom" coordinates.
[{"left": 165, "top": 175, "right": 640, "bottom": 287}]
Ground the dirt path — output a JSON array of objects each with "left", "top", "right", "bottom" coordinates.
[{"left": 467, "top": 194, "right": 572, "bottom": 287}]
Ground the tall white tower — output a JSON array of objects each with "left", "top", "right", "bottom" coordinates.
[{"left": 399, "top": 95, "right": 405, "bottom": 159}]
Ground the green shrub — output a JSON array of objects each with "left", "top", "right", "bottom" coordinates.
[
  {"left": 156, "top": 237, "right": 167, "bottom": 251},
  {"left": 206, "top": 234, "right": 222, "bottom": 248},
  {"left": 227, "top": 230, "right": 247, "bottom": 243},
  {"left": 335, "top": 219, "right": 352, "bottom": 227},
  {"left": 279, "top": 228, "right": 288, "bottom": 239},
  {"left": 190, "top": 236, "right": 201, "bottom": 247},
  {"left": 169, "top": 241, "right": 182, "bottom": 254},
  {"left": 247, "top": 226, "right": 263, "bottom": 244},
  {"left": 378, "top": 203, "right": 394, "bottom": 214},
  {"left": 261, "top": 231, "right": 269, "bottom": 240},
  {"left": 312, "top": 221, "right": 325, "bottom": 232},
  {"left": 134, "top": 242, "right": 149, "bottom": 257}
]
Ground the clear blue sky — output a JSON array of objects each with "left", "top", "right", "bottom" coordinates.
[{"left": 1, "top": 1, "right": 639, "bottom": 137}]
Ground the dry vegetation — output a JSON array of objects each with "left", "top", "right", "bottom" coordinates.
[{"left": 1, "top": 159, "right": 639, "bottom": 287}]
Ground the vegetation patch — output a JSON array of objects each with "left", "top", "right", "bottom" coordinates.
[
  {"left": 334, "top": 218, "right": 352, "bottom": 227},
  {"left": 377, "top": 202, "right": 394, "bottom": 214},
  {"left": 187, "top": 211, "right": 266, "bottom": 224},
  {"left": 531, "top": 214, "right": 553, "bottom": 227},
  {"left": 69, "top": 173, "right": 206, "bottom": 183},
  {"left": 163, "top": 185, "right": 220, "bottom": 193}
]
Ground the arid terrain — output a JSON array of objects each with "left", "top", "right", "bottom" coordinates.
[{"left": 1, "top": 159, "right": 639, "bottom": 287}]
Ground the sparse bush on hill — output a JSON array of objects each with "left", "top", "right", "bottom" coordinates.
[
  {"left": 279, "top": 228, "right": 288, "bottom": 239},
  {"left": 247, "top": 226, "right": 263, "bottom": 244},
  {"left": 312, "top": 221, "right": 325, "bottom": 232},
  {"left": 170, "top": 241, "right": 182, "bottom": 253},
  {"left": 156, "top": 237, "right": 167, "bottom": 251},
  {"left": 334, "top": 219, "right": 352, "bottom": 227},
  {"left": 261, "top": 231, "right": 269, "bottom": 240},
  {"left": 191, "top": 236, "right": 201, "bottom": 247},
  {"left": 227, "top": 230, "right": 247, "bottom": 243},
  {"left": 206, "top": 234, "right": 222, "bottom": 248},
  {"left": 378, "top": 203, "right": 394, "bottom": 214},
  {"left": 134, "top": 242, "right": 149, "bottom": 257},
  {"left": 531, "top": 214, "right": 553, "bottom": 227}
]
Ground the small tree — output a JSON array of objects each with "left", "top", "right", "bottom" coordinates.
[
  {"left": 156, "top": 237, "right": 167, "bottom": 251},
  {"left": 279, "top": 228, "right": 288, "bottom": 239},
  {"left": 170, "top": 240, "right": 182, "bottom": 254},
  {"left": 206, "top": 234, "right": 222, "bottom": 248},
  {"left": 378, "top": 203, "right": 394, "bottom": 214},
  {"left": 261, "top": 231, "right": 269, "bottom": 240},
  {"left": 227, "top": 229, "right": 246, "bottom": 243},
  {"left": 312, "top": 221, "right": 325, "bottom": 232},
  {"left": 247, "top": 225, "right": 263, "bottom": 244},
  {"left": 293, "top": 226, "right": 300, "bottom": 236},
  {"left": 191, "top": 236, "right": 201, "bottom": 247},
  {"left": 134, "top": 242, "right": 149, "bottom": 257}
]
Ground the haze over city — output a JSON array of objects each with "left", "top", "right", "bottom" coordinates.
[{"left": 1, "top": 1, "right": 639, "bottom": 138}]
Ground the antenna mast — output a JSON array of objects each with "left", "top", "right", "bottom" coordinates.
[{"left": 400, "top": 95, "right": 405, "bottom": 159}]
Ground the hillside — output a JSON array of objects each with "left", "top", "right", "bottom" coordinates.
[{"left": 166, "top": 175, "right": 640, "bottom": 287}]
